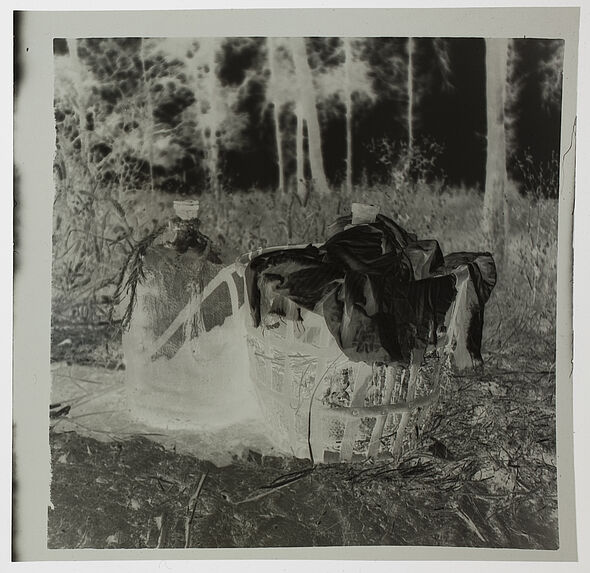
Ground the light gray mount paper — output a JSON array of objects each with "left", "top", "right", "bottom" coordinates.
[{"left": 13, "top": 6, "right": 579, "bottom": 563}]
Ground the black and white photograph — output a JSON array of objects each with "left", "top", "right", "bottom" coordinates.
[{"left": 12, "top": 6, "right": 581, "bottom": 563}]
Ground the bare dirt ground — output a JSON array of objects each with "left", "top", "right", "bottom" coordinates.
[{"left": 48, "top": 322, "right": 558, "bottom": 550}]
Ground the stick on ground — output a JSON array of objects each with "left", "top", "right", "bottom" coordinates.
[{"left": 184, "top": 471, "right": 208, "bottom": 549}]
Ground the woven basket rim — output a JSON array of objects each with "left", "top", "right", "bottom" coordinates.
[{"left": 235, "top": 243, "right": 322, "bottom": 269}]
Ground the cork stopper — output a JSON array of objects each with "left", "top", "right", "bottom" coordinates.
[
  {"left": 173, "top": 200, "right": 200, "bottom": 221},
  {"left": 351, "top": 202, "right": 380, "bottom": 225},
  {"left": 158, "top": 200, "right": 201, "bottom": 250}
]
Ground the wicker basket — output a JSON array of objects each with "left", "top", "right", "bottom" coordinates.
[
  {"left": 237, "top": 246, "right": 446, "bottom": 464},
  {"left": 122, "top": 242, "right": 446, "bottom": 462}
]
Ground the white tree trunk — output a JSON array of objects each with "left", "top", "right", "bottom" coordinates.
[
  {"left": 66, "top": 39, "right": 91, "bottom": 169},
  {"left": 289, "top": 37, "right": 330, "bottom": 196},
  {"left": 343, "top": 37, "right": 353, "bottom": 194},
  {"left": 295, "top": 102, "right": 306, "bottom": 201},
  {"left": 140, "top": 38, "right": 155, "bottom": 197},
  {"left": 407, "top": 37, "right": 414, "bottom": 155},
  {"left": 204, "top": 38, "right": 221, "bottom": 199},
  {"left": 483, "top": 38, "right": 509, "bottom": 264},
  {"left": 268, "top": 38, "right": 285, "bottom": 194}
]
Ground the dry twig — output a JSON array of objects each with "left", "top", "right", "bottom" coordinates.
[{"left": 184, "top": 471, "right": 208, "bottom": 548}]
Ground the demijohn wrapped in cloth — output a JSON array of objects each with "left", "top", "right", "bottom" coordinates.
[{"left": 118, "top": 201, "right": 259, "bottom": 431}]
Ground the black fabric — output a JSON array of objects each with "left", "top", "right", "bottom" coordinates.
[
  {"left": 438, "top": 251, "right": 497, "bottom": 304},
  {"left": 245, "top": 214, "right": 496, "bottom": 368},
  {"left": 435, "top": 251, "right": 497, "bottom": 368}
]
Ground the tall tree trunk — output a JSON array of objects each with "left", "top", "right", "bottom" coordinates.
[
  {"left": 295, "top": 102, "right": 306, "bottom": 201},
  {"left": 407, "top": 37, "right": 414, "bottom": 156},
  {"left": 139, "top": 38, "right": 156, "bottom": 197},
  {"left": 267, "top": 38, "right": 285, "bottom": 194},
  {"left": 483, "top": 38, "right": 509, "bottom": 265},
  {"left": 343, "top": 37, "right": 353, "bottom": 194},
  {"left": 66, "top": 39, "right": 91, "bottom": 170},
  {"left": 204, "top": 38, "right": 221, "bottom": 199},
  {"left": 289, "top": 37, "right": 330, "bottom": 196}
]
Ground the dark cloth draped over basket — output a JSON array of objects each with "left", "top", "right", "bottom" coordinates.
[{"left": 245, "top": 214, "right": 496, "bottom": 370}]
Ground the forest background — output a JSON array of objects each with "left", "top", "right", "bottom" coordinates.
[{"left": 52, "top": 36, "right": 563, "bottom": 331}]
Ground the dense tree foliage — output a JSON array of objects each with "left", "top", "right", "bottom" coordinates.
[{"left": 54, "top": 36, "right": 563, "bottom": 197}]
